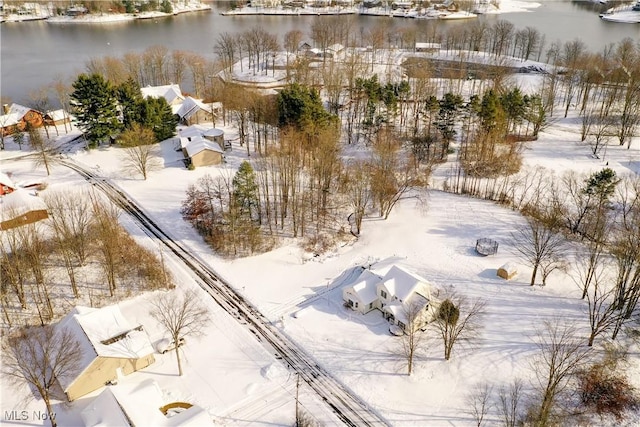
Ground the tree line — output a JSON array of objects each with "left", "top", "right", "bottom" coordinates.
[{"left": 0, "top": 190, "right": 174, "bottom": 330}]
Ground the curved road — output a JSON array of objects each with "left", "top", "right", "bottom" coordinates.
[{"left": 60, "top": 159, "right": 389, "bottom": 427}]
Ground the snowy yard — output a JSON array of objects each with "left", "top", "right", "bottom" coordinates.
[{"left": 1, "top": 87, "right": 640, "bottom": 425}]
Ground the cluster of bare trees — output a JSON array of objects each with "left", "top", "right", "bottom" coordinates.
[
  {"left": 399, "top": 292, "right": 485, "bottom": 375},
  {"left": 216, "top": 28, "right": 279, "bottom": 78},
  {"left": 182, "top": 124, "right": 427, "bottom": 256},
  {"left": 0, "top": 190, "right": 173, "bottom": 329},
  {"left": 85, "top": 45, "right": 215, "bottom": 98},
  {"left": 2, "top": 324, "right": 82, "bottom": 427},
  {"left": 503, "top": 167, "right": 640, "bottom": 347},
  {"left": 465, "top": 320, "right": 594, "bottom": 427}
]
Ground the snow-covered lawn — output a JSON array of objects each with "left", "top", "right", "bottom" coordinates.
[{"left": 1, "top": 98, "right": 639, "bottom": 426}]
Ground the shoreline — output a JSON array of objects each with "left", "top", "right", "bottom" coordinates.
[
  {"left": 221, "top": 1, "right": 542, "bottom": 18},
  {"left": 1, "top": 4, "right": 211, "bottom": 24}
]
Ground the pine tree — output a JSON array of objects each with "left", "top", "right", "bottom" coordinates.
[
  {"left": 139, "top": 97, "right": 178, "bottom": 142},
  {"left": 117, "top": 78, "right": 143, "bottom": 129},
  {"left": 435, "top": 92, "right": 464, "bottom": 157},
  {"left": 70, "top": 73, "right": 121, "bottom": 147},
  {"left": 232, "top": 161, "right": 260, "bottom": 222},
  {"left": 277, "top": 83, "right": 337, "bottom": 133},
  {"left": 478, "top": 89, "right": 505, "bottom": 134}
]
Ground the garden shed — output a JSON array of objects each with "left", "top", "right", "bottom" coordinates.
[{"left": 497, "top": 263, "right": 518, "bottom": 280}]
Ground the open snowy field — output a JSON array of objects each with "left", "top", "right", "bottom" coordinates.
[{"left": 1, "top": 92, "right": 639, "bottom": 425}]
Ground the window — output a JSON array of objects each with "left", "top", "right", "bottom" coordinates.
[
  {"left": 369, "top": 302, "right": 373, "bottom": 309},
  {"left": 355, "top": 302, "right": 359, "bottom": 308},
  {"left": 347, "top": 300, "right": 354, "bottom": 307},
  {"left": 398, "top": 321, "right": 406, "bottom": 330},
  {"left": 381, "top": 290, "right": 388, "bottom": 299}
]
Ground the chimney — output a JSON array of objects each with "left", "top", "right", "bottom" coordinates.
[{"left": 2, "top": 104, "right": 9, "bottom": 115}]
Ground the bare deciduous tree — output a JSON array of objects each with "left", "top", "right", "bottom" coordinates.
[
  {"left": 433, "top": 295, "right": 485, "bottom": 361},
  {"left": 2, "top": 325, "right": 83, "bottom": 427},
  {"left": 466, "top": 382, "right": 493, "bottom": 427},
  {"left": 399, "top": 297, "right": 430, "bottom": 375},
  {"left": 119, "top": 123, "right": 160, "bottom": 180},
  {"left": 344, "top": 160, "right": 371, "bottom": 236},
  {"left": 530, "top": 320, "right": 591, "bottom": 426},
  {"left": 28, "top": 127, "right": 56, "bottom": 176},
  {"left": 150, "top": 289, "right": 211, "bottom": 376},
  {"left": 584, "top": 269, "right": 620, "bottom": 347},
  {"left": 497, "top": 378, "right": 524, "bottom": 427},
  {"left": 511, "top": 216, "right": 565, "bottom": 287},
  {"left": 91, "top": 196, "right": 122, "bottom": 297}
]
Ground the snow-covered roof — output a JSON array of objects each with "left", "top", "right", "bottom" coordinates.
[
  {"left": 80, "top": 388, "right": 132, "bottom": 427},
  {"left": 384, "top": 292, "right": 430, "bottom": 325},
  {"left": 498, "top": 262, "right": 518, "bottom": 274},
  {"left": 45, "top": 109, "right": 68, "bottom": 121},
  {"left": 179, "top": 124, "right": 224, "bottom": 141},
  {"left": 0, "top": 171, "right": 16, "bottom": 189},
  {"left": 327, "top": 43, "right": 344, "bottom": 53},
  {"left": 380, "top": 265, "right": 430, "bottom": 302},
  {"left": 203, "top": 127, "right": 224, "bottom": 138},
  {"left": 176, "top": 97, "right": 213, "bottom": 121},
  {"left": 0, "top": 189, "right": 48, "bottom": 221},
  {"left": 415, "top": 42, "right": 441, "bottom": 49},
  {"left": 0, "top": 104, "right": 33, "bottom": 128},
  {"left": 346, "top": 269, "right": 382, "bottom": 305},
  {"left": 56, "top": 305, "right": 154, "bottom": 391},
  {"left": 92, "top": 379, "right": 213, "bottom": 427},
  {"left": 184, "top": 137, "right": 224, "bottom": 158},
  {"left": 141, "top": 84, "right": 184, "bottom": 105}
]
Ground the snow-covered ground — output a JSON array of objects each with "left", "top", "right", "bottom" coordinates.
[
  {"left": 222, "top": 0, "right": 540, "bottom": 17},
  {"left": 3, "top": 1, "right": 211, "bottom": 24},
  {"left": 1, "top": 70, "right": 640, "bottom": 425}
]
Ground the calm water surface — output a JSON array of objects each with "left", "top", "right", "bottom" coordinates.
[{"left": 1, "top": 1, "right": 638, "bottom": 103}]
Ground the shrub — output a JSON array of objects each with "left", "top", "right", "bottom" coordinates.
[
  {"left": 437, "top": 299, "right": 460, "bottom": 325},
  {"left": 578, "top": 363, "right": 639, "bottom": 420}
]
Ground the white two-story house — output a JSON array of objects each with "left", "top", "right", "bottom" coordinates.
[{"left": 343, "top": 265, "right": 438, "bottom": 332}]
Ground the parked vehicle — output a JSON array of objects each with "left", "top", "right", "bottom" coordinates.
[{"left": 156, "top": 337, "right": 185, "bottom": 354}]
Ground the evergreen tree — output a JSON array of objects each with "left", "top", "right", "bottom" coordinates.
[
  {"left": 71, "top": 73, "right": 121, "bottom": 146},
  {"left": 435, "top": 92, "right": 464, "bottom": 157},
  {"left": 523, "top": 94, "right": 547, "bottom": 137},
  {"left": 500, "top": 87, "right": 526, "bottom": 133},
  {"left": 232, "top": 161, "right": 260, "bottom": 222},
  {"left": 583, "top": 168, "right": 619, "bottom": 205},
  {"left": 160, "top": 0, "right": 173, "bottom": 13},
  {"left": 117, "top": 78, "right": 143, "bottom": 129},
  {"left": 139, "top": 97, "right": 178, "bottom": 142},
  {"left": 277, "top": 83, "right": 337, "bottom": 133},
  {"left": 478, "top": 89, "right": 505, "bottom": 134}
]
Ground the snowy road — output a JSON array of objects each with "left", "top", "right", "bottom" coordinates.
[{"left": 60, "top": 159, "right": 389, "bottom": 426}]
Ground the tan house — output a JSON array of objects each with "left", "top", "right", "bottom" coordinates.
[
  {"left": 57, "top": 305, "right": 156, "bottom": 402},
  {"left": 184, "top": 137, "right": 224, "bottom": 167},
  {"left": 179, "top": 125, "right": 225, "bottom": 168},
  {"left": 176, "top": 96, "right": 216, "bottom": 125},
  {"left": 0, "top": 172, "right": 49, "bottom": 230}
]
